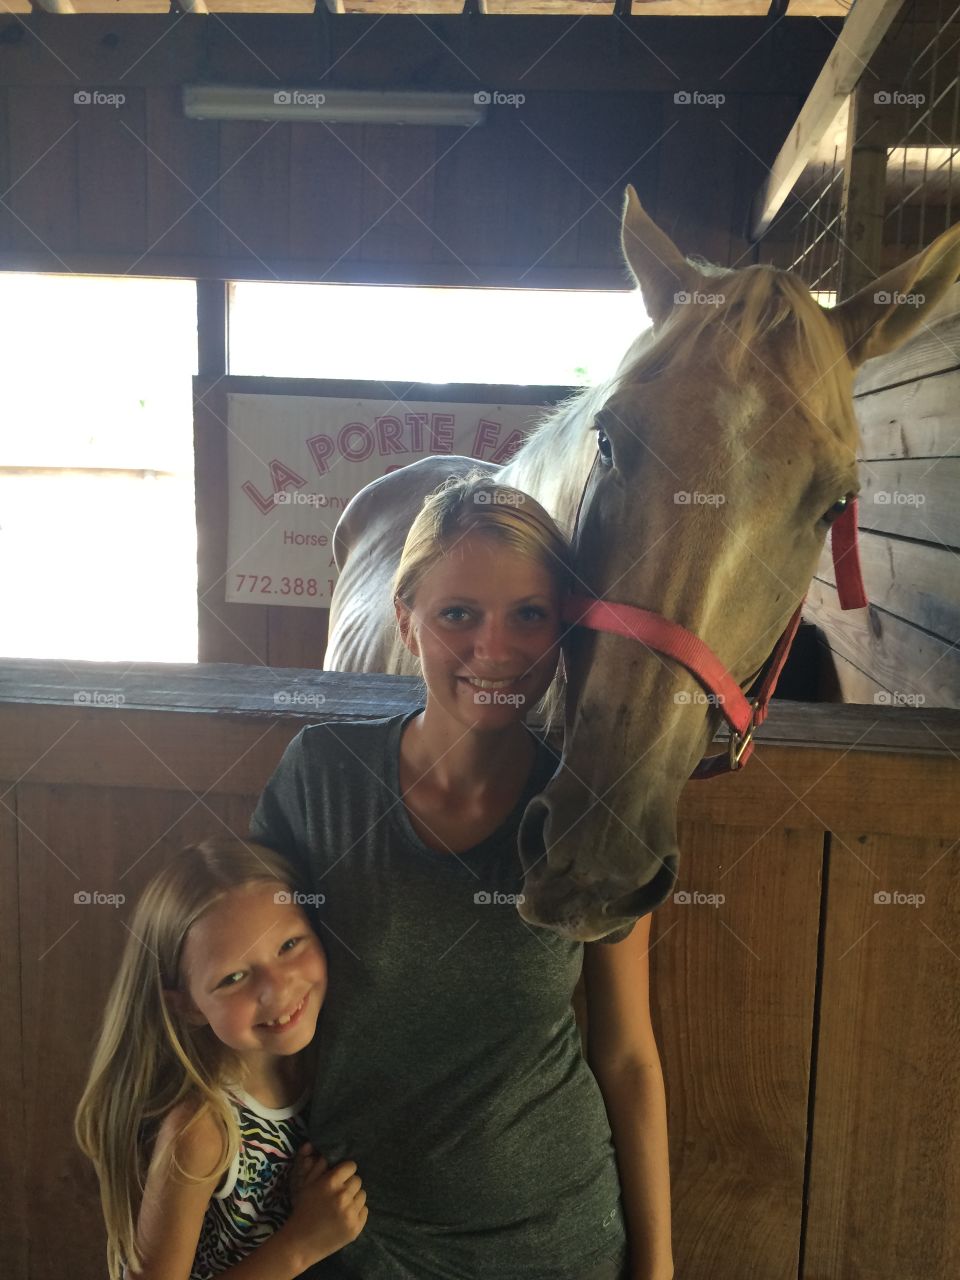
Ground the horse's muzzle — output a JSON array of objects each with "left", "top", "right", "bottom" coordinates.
[{"left": 517, "top": 795, "right": 679, "bottom": 940}]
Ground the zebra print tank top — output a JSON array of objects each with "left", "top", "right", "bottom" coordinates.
[{"left": 189, "top": 1084, "right": 310, "bottom": 1280}]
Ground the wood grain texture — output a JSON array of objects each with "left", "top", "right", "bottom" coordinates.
[
  {"left": 17, "top": 783, "right": 257, "bottom": 1280},
  {"left": 76, "top": 85, "right": 147, "bottom": 257},
  {"left": 815, "top": 528, "right": 960, "bottom": 643},
  {"left": 855, "top": 459, "right": 960, "bottom": 546},
  {"left": 803, "top": 830, "right": 960, "bottom": 1280},
  {"left": 655, "top": 821, "right": 823, "bottom": 1279},
  {"left": 855, "top": 312, "right": 960, "bottom": 395},
  {"left": 194, "top": 380, "right": 272, "bottom": 664},
  {"left": 804, "top": 579, "right": 959, "bottom": 709},
  {"left": 0, "top": 794, "right": 25, "bottom": 1280},
  {"left": 0, "top": 690, "right": 957, "bottom": 1276},
  {"left": 855, "top": 366, "right": 960, "bottom": 461},
  {"left": 4, "top": 85, "right": 79, "bottom": 262},
  {"left": 1, "top": 698, "right": 958, "bottom": 836}
]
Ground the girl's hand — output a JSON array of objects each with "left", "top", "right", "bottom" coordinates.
[
  {"left": 289, "top": 1142, "right": 324, "bottom": 1207},
  {"left": 285, "top": 1150, "right": 368, "bottom": 1264}
]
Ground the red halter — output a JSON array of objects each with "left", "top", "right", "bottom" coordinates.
[{"left": 561, "top": 468, "right": 867, "bottom": 778}]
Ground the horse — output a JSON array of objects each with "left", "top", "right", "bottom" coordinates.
[{"left": 324, "top": 186, "right": 960, "bottom": 942}]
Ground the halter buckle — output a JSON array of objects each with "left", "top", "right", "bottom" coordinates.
[{"left": 728, "top": 700, "right": 759, "bottom": 770}]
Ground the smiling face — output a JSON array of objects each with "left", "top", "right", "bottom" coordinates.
[
  {"left": 169, "top": 882, "right": 327, "bottom": 1067},
  {"left": 395, "top": 531, "right": 563, "bottom": 732}
]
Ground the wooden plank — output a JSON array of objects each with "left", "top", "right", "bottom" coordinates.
[
  {"left": 17, "top": 782, "right": 257, "bottom": 1280},
  {"left": 855, "top": 306, "right": 960, "bottom": 396},
  {"left": 197, "top": 279, "right": 227, "bottom": 377},
  {"left": 266, "top": 607, "right": 331, "bottom": 671},
  {"left": 498, "top": 93, "right": 583, "bottom": 273},
  {"left": 144, "top": 84, "right": 221, "bottom": 260},
  {"left": 2, "top": 660, "right": 960, "bottom": 752},
  {"left": 816, "top": 528, "right": 960, "bottom": 643},
  {"left": 203, "top": 0, "right": 315, "bottom": 8},
  {"left": 487, "top": 0, "right": 613, "bottom": 10},
  {"left": 653, "top": 82, "right": 739, "bottom": 263},
  {"left": 287, "top": 122, "right": 366, "bottom": 268},
  {"left": 432, "top": 95, "right": 525, "bottom": 269},
  {"left": 575, "top": 92, "right": 663, "bottom": 273},
  {"left": 0, "top": 796, "right": 25, "bottom": 1280},
  {"left": 217, "top": 121, "right": 291, "bottom": 268},
  {"left": 76, "top": 86, "right": 148, "bottom": 255},
  {"left": 750, "top": 0, "right": 906, "bottom": 238},
  {"left": 855, "top": 366, "right": 960, "bottom": 460},
  {"left": 655, "top": 822, "right": 823, "bottom": 1280},
  {"left": 804, "top": 831, "right": 960, "bottom": 1279},
  {"left": 636, "top": 0, "right": 849, "bottom": 10},
  {"left": 0, "top": 245, "right": 635, "bottom": 288},
  {"left": 816, "top": 641, "right": 889, "bottom": 704},
  {"left": 358, "top": 122, "right": 437, "bottom": 264},
  {"left": 804, "top": 578, "right": 959, "bottom": 709},
  {"left": 193, "top": 379, "right": 271, "bottom": 664},
  {"left": 343, "top": 0, "right": 463, "bottom": 10},
  {"left": 5, "top": 86, "right": 78, "bottom": 261},
  {"left": 838, "top": 81, "right": 887, "bottom": 300},
  {"left": 1, "top": 701, "right": 958, "bottom": 836},
  {"left": 856, "top": 458, "right": 960, "bottom": 546},
  {"left": 3, "top": 17, "right": 840, "bottom": 96}
]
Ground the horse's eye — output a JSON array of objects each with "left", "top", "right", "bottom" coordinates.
[
  {"left": 821, "top": 494, "right": 851, "bottom": 525},
  {"left": 596, "top": 428, "right": 613, "bottom": 465}
]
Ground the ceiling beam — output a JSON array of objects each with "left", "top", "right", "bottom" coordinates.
[{"left": 750, "top": 0, "right": 905, "bottom": 240}]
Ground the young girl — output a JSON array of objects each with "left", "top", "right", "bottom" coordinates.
[{"left": 74, "top": 836, "right": 368, "bottom": 1280}]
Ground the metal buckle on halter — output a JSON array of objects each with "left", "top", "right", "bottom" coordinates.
[{"left": 728, "top": 699, "right": 759, "bottom": 770}]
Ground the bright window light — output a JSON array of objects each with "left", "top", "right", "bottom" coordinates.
[
  {"left": 229, "top": 283, "right": 649, "bottom": 386},
  {"left": 0, "top": 275, "right": 199, "bottom": 663}
]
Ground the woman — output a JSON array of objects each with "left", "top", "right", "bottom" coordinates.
[{"left": 249, "top": 474, "right": 673, "bottom": 1280}]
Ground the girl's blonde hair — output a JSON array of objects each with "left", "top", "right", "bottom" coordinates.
[
  {"left": 74, "top": 837, "right": 306, "bottom": 1280},
  {"left": 391, "top": 472, "right": 573, "bottom": 732}
]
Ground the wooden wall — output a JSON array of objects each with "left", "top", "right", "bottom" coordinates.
[
  {"left": 1, "top": 664, "right": 958, "bottom": 1279},
  {"left": 0, "top": 15, "right": 835, "bottom": 283},
  {"left": 806, "top": 283, "right": 960, "bottom": 709}
]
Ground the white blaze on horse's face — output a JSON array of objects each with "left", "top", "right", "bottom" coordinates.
[
  {"left": 394, "top": 532, "right": 563, "bottom": 733},
  {"left": 515, "top": 185, "right": 960, "bottom": 942}
]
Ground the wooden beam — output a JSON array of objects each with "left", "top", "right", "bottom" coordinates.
[
  {"left": 750, "top": 0, "right": 905, "bottom": 239},
  {"left": 838, "top": 79, "right": 887, "bottom": 299}
]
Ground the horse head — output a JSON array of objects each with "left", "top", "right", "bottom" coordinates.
[{"left": 517, "top": 187, "right": 960, "bottom": 941}]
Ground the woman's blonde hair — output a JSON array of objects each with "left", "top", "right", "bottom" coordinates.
[
  {"left": 391, "top": 472, "right": 572, "bottom": 731},
  {"left": 74, "top": 837, "right": 307, "bottom": 1280}
]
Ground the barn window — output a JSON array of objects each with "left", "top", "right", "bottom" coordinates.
[
  {"left": 0, "top": 274, "right": 199, "bottom": 663},
  {"left": 228, "top": 283, "right": 648, "bottom": 386}
]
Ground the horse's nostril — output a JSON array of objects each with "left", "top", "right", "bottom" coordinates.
[{"left": 518, "top": 797, "right": 549, "bottom": 877}]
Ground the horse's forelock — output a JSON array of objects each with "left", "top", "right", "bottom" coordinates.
[{"left": 618, "top": 263, "right": 857, "bottom": 445}]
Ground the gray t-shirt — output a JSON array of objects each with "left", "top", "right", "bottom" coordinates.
[{"left": 249, "top": 709, "right": 633, "bottom": 1280}]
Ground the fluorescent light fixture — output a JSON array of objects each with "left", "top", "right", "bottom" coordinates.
[{"left": 183, "top": 85, "right": 486, "bottom": 127}]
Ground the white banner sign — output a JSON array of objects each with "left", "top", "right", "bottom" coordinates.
[{"left": 226, "top": 393, "right": 546, "bottom": 608}]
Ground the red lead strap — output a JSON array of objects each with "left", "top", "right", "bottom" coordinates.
[{"left": 561, "top": 498, "right": 867, "bottom": 778}]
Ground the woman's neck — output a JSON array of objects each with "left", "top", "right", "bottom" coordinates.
[{"left": 403, "top": 705, "right": 536, "bottom": 799}]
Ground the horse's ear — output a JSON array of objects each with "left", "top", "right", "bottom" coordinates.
[
  {"left": 620, "top": 185, "right": 697, "bottom": 325},
  {"left": 827, "top": 218, "right": 960, "bottom": 368}
]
